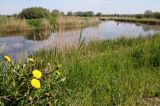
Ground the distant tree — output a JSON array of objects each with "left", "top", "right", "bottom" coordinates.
[
  {"left": 82, "top": 11, "right": 94, "bottom": 17},
  {"left": 67, "top": 11, "right": 73, "bottom": 16},
  {"left": 61, "top": 12, "right": 65, "bottom": 15},
  {"left": 114, "top": 14, "right": 120, "bottom": 17},
  {"left": 89, "top": 11, "right": 94, "bottom": 16},
  {"left": 144, "top": 10, "right": 153, "bottom": 15},
  {"left": 144, "top": 10, "right": 153, "bottom": 18},
  {"left": 19, "top": 7, "right": 50, "bottom": 19},
  {"left": 96, "top": 12, "right": 102, "bottom": 16},
  {"left": 75, "top": 11, "right": 83, "bottom": 16},
  {"left": 51, "top": 9, "right": 60, "bottom": 16},
  {"left": 135, "top": 14, "right": 143, "bottom": 19},
  {"left": 153, "top": 12, "right": 160, "bottom": 19}
]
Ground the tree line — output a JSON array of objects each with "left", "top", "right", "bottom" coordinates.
[
  {"left": 16, "top": 7, "right": 102, "bottom": 19},
  {"left": 2, "top": 7, "right": 160, "bottom": 19},
  {"left": 135, "top": 10, "right": 160, "bottom": 19}
]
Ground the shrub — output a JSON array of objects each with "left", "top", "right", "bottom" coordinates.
[
  {"left": 135, "top": 14, "right": 143, "bottom": 19},
  {"left": 19, "top": 7, "right": 50, "bottom": 19}
]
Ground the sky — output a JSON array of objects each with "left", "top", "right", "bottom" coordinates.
[{"left": 0, "top": 0, "right": 160, "bottom": 15}]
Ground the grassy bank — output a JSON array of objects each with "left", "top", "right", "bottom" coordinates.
[
  {"left": 0, "top": 16, "right": 100, "bottom": 34},
  {"left": 101, "top": 17, "right": 160, "bottom": 25},
  {"left": 35, "top": 34, "right": 160, "bottom": 105},
  {"left": 1, "top": 34, "right": 159, "bottom": 105}
]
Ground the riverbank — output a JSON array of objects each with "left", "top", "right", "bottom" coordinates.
[
  {"left": 101, "top": 17, "right": 160, "bottom": 25},
  {"left": 35, "top": 34, "right": 160, "bottom": 105},
  {"left": 0, "top": 16, "right": 100, "bottom": 34},
  {"left": 1, "top": 34, "right": 159, "bottom": 105}
]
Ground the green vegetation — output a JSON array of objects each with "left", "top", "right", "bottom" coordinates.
[
  {"left": 26, "top": 19, "right": 42, "bottom": 27},
  {"left": 102, "top": 10, "right": 160, "bottom": 25},
  {"left": 1, "top": 34, "right": 159, "bottom": 105},
  {"left": 0, "top": 16, "right": 100, "bottom": 34},
  {"left": 141, "top": 10, "right": 160, "bottom": 19},
  {"left": 0, "top": 57, "right": 66, "bottom": 105},
  {"left": 33, "top": 34, "right": 160, "bottom": 105},
  {"left": 19, "top": 7, "right": 50, "bottom": 19},
  {"left": 103, "top": 17, "right": 160, "bottom": 25},
  {"left": 43, "top": 34, "right": 160, "bottom": 105}
]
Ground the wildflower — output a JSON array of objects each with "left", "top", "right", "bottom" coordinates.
[
  {"left": 4, "top": 55, "right": 11, "bottom": 62},
  {"left": 32, "top": 69, "right": 42, "bottom": 79},
  {"left": 31, "top": 79, "right": 41, "bottom": 89},
  {"left": 28, "top": 58, "right": 34, "bottom": 62},
  {"left": 47, "top": 101, "right": 52, "bottom": 106},
  {"left": 55, "top": 71, "right": 61, "bottom": 76},
  {"left": 45, "top": 93, "right": 50, "bottom": 97}
]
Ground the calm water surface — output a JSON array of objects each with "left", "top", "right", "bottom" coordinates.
[{"left": 0, "top": 21, "right": 160, "bottom": 60}]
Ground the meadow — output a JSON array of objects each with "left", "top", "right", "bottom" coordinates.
[{"left": 0, "top": 33, "right": 160, "bottom": 105}]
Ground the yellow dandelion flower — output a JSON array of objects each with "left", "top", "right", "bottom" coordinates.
[
  {"left": 32, "top": 69, "right": 42, "bottom": 79},
  {"left": 55, "top": 71, "right": 61, "bottom": 76},
  {"left": 47, "top": 101, "right": 52, "bottom": 106},
  {"left": 28, "top": 58, "right": 34, "bottom": 62},
  {"left": 4, "top": 55, "right": 11, "bottom": 62},
  {"left": 31, "top": 79, "right": 41, "bottom": 89}
]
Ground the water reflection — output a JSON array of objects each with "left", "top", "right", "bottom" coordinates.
[
  {"left": 0, "top": 29, "right": 51, "bottom": 41},
  {"left": 0, "top": 21, "right": 160, "bottom": 60},
  {"left": 25, "top": 30, "right": 51, "bottom": 41}
]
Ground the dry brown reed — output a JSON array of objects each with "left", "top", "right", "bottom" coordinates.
[
  {"left": 55, "top": 16, "right": 100, "bottom": 31},
  {"left": 0, "top": 17, "right": 29, "bottom": 33}
]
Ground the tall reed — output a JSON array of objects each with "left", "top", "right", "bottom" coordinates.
[
  {"left": 0, "top": 17, "right": 28, "bottom": 32},
  {"left": 55, "top": 16, "right": 100, "bottom": 31}
]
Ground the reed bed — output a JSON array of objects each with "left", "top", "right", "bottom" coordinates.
[
  {"left": 55, "top": 16, "right": 100, "bottom": 31},
  {"left": 0, "top": 16, "right": 100, "bottom": 35},
  {"left": 0, "top": 17, "right": 29, "bottom": 33}
]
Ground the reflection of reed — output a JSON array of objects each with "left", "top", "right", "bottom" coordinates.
[
  {"left": 0, "top": 29, "right": 51, "bottom": 41},
  {"left": 25, "top": 29, "right": 51, "bottom": 41},
  {"left": 141, "top": 24, "right": 160, "bottom": 32}
]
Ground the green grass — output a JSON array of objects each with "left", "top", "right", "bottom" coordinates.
[
  {"left": 0, "top": 34, "right": 160, "bottom": 105},
  {"left": 33, "top": 34, "right": 160, "bottom": 105},
  {"left": 26, "top": 19, "right": 42, "bottom": 28}
]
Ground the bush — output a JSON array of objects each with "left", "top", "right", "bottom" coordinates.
[
  {"left": 27, "top": 19, "right": 42, "bottom": 27},
  {"left": 135, "top": 14, "right": 143, "bottom": 19},
  {"left": 19, "top": 7, "right": 50, "bottom": 19}
]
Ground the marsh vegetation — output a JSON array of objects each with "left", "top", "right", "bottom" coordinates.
[{"left": 0, "top": 7, "right": 160, "bottom": 106}]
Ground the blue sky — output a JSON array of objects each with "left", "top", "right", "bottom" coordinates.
[{"left": 0, "top": 0, "right": 160, "bottom": 15}]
